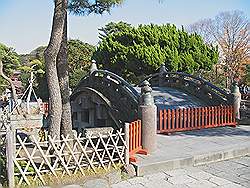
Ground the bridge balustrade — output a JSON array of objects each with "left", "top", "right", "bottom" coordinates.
[
  {"left": 158, "top": 105, "right": 236, "bottom": 134},
  {"left": 139, "top": 72, "right": 234, "bottom": 106},
  {"left": 128, "top": 120, "right": 147, "bottom": 162}
]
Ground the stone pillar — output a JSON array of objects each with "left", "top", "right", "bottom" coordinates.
[
  {"left": 139, "top": 81, "right": 157, "bottom": 153},
  {"left": 124, "top": 123, "right": 130, "bottom": 165},
  {"left": 159, "top": 64, "right": 167, "bottom": 87},
  {"left": 231, "top": 82, "right": 241, "bottom": 120},
  {"left": 90, "top": 60, "right": 98, "bottom": 74}
]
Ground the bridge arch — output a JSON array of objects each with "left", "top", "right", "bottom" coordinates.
[{"left": 71, "top": 70, "right": 139, "bottom": 129}]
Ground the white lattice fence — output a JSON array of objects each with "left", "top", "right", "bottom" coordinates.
[
  {"left": 0, "top": 114, "right": 7, "bottom": 149},
  {"left": 13, "top": 128, "right": 126, "bottom": 186}
]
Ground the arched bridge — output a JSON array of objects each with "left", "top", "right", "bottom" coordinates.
[
  {"left": 71, "top": 70, "right": 139, "bottom": 128},
  {"left": 71, "top": 68, "right": 234, "bottom": 129}
]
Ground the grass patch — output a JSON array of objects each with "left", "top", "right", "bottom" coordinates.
[{"left": 14, "top": 164, "right": 123, "bottom": 187}]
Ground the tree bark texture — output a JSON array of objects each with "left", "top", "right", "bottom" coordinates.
[
  {"left": 57, "top": 2, "right": 73, "bottom": 137},
  {"left": 0, "top": 60, "right": 18, "bottom": 103},
  {"left": 44, "top": 0, "right": 66, "bottom": 139}
]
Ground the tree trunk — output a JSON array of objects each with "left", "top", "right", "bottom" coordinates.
[
  {"left": 57, "top": 1, "right": 73, "bottom": 137},
  {"left": 0, "top": 59, "right": 20, "bottom": 114},
  {"left": 44, "top": 0, "right": 66, "bottom": 139}
]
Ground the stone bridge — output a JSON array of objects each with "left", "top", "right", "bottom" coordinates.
[{"left": 70, "top": 65, "right": 234, "bottom": 131}]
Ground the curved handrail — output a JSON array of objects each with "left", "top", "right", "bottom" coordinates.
[
  {"left": 74, "top": 70, "right": 140, "bottom": 103},
  {"left": 137, "top": 72, "right": 233, "bottom": 103},
  {"left": 71, "top": 87, "right": 112, "bottom": 106},
  {"left": 91, "top": 70, "right": 140, "bottom": 99}
]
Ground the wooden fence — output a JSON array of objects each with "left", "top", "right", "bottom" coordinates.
[
  {"left": 158, "top": 105, "right": 236, "bottom": 134},
  {"left": 7, "top": 128, "right": 127, "bottom": 187},
  {"left": 128, "top": 120, "right": 147, "bottom": 162}
]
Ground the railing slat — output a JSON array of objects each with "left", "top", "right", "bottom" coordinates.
[
  {"left": 184, "top": 109, "right": 187, "bottom": 130},
  {"left": 176, "top": 109, "right": 179, "bottom": 130},
  {"left": 159, "top": 110, "right": 163, "bottom": 131},
  {"left": 180, "top": 109, "right": 183, "bottom": 129},
  {"left": 164, "top": 109, "right": 167, "bottom": 131},
  {"left": 168, "top": 109, "right": 171, "bottom": 131}
]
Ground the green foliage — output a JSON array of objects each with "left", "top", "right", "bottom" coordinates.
[
  {"left": 0, "top": 43, "right": 21, "bottom": 93},
  {"left": 18, "top": 40, "right": 95, "bottom": 100},
  {"left": 98, "top": 21, "right": 131, "bottom": 39},
  {"left": 0, "top": 43, "right": 20, "bottom": 75},
  {"left": 19, "top": 46, "right": 48, "bottom": 100},
  {"left": 0, "top": 153, "right": 7, "bottom": 185},
  {"left": 68, "top": 39, "right": 95, "bottom": 88},
  {"left": 68, "top": 0, "right": 124, "bottom": 15},
  {"left": 94, "top": 23, "right": 219, "bottom": 83}
]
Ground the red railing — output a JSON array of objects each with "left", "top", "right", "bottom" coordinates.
[
  {"left": 158, "top": 105, "right": 236, "bottom": 134},
  {"left": 129, "top": 120, "right": 147, "bottom": 162}
]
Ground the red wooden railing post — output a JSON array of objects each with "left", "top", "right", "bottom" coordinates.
[
  {"left": 171, "top": 109, "right": 175, "bottom": 130},
  {"left": 180, "top": 108, "right": 183, "bottom": 129},
  {"left": 211, "top": 107, "right": 214, "bottom": 127},
  {"left": 184, "top": 108, "right": 187, "bottom": 130},
  {"left": 194, "top": 108, "right": 197, "bottom": 128},
  {"left": 159, "top": 110, "right": 163, "bottom": 132},
  {"left": 164, "top": 109, "right": 167, "bottom": 131},
  {"left": 214, "top": 106, "right": 218, "bottom": 126},
  {"left": 198, "top": 108, "right": 201, "bottom": 129},
  {"left": 191, "top": 108, "right": 195, "bottom": 129},
  {"left": 226, "top": 106, "right": 229, "bottom": 124},
  {"left": 224, "top": 106, "right": 227, "bottom": 124},
  {"left": 168, "top": 109, "right": 171, "bottom": 130},
  {"left": 201, "top": 107, "right": 205, "bottom": 128},
  {"left": 187, "top": 108, "right": 190, "bottom": 129},
  {"left": 208, "top": 107, "right": 211, "bottom": 127},
  {"left": 139, "top": 120, "right": 142, "bottom": 147},
  {"left": 221, "top": 106, "right": 223, "bottom": 126},
  {"left": 218, "top": 106, "right": 221, "bottom": 126},
  {"left": 176, "top": 109, "right": 179, "bottom": 130}
]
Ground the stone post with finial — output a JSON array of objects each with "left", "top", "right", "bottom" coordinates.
[
  {"left": 90, "top": 60, "right": 97, "bottom": 74},
  {"left": 159, "top": 64, "right": 167, "bottom": 87},
  {"left": 139, "top": 80, "right": 157, "bottom": 153},
  {"left": 231, "top": 81, "right": 241, "bottom": 120}
]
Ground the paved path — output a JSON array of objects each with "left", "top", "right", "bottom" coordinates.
[
  {"left": 112, "top": 156, "right": 250, "bottom": 188},
  {"left": 135, "top": 125, "right": 250, "bottom": 175},
  {"left": 135, "top": 86, "right": 206, "bottom": 109},
  {"left": 152, "top": 86, "right": 206, "bottom": 109}
]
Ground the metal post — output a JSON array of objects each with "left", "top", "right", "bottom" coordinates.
[
  {"left": 6, "top": 122, "right": 15, "bottom": 188},
  {"left": 139, "top": 81, "right": 157, "bottom": 153},
  {"left": 124, "top": 123, "right": 130, "bottom": 165}
]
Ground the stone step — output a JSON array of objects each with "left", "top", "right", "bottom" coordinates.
[{"left": 133, "top": 145, "right": 250, "bottom": 176}]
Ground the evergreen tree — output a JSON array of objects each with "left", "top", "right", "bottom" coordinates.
[{"left": 94, "top": 23, "right": 219, "bottom": 83}]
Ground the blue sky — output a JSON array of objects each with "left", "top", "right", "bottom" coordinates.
[{"left": 0, "top": 0, "right": 249, "bottom": 54}]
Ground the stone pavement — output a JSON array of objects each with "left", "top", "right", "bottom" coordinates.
[
  {"left": 134, "top": 86, "right": 206, "bottom": 109},
  {"left": 112, "top": 156, "right": 250, "bottom": 188},
  {"left": 134, "top": 125, "right": 250, "bottom": 175},
  {"left": 152, "top": 86, "right": 206, "bottom": 109}
]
